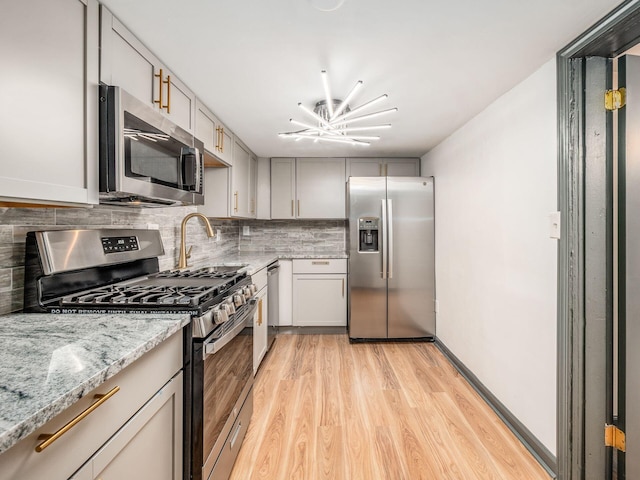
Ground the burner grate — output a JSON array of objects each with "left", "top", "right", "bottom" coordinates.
[{"left": 61, "top": 284, "right": 219, "bottom": 307}]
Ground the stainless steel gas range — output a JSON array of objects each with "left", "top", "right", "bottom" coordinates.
[{"left": 23, "top": 228, "right": 256, "bottom": 480}]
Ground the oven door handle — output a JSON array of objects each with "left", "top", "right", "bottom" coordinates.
[{"left": 203, "top": 299, "right": 258, "bottom": 357}]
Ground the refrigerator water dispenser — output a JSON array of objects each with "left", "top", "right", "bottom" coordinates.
[{"left": 358, "top": 217, "right": 379, "bottom": 252}]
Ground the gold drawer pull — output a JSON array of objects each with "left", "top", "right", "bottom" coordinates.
[
  {"left": 35, "top": 386, "right": 120, "bottom": 452},
  {"left": 312, "top": 261, "right": 330, "bottom": 265}
]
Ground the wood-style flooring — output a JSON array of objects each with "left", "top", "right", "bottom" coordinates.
[{"left": 229, "top": 334, "right": 551, "bottom": 480}]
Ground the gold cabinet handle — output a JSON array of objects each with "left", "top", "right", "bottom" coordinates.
[
  {"left": 342, "top": 278, "right": 345, "bottom": 297},
  {"left": 297, "top": 200, "right": 300, "bottom": 217},
  {"left": 220, "top": 127, "right": 224, "bottom": 153},
  {"left": 154, "top": 68, "right": 164, "bottom": 109},
  {"left": 234, "top": 191, "right": 238, "bottom": 213},
  {"left": 35, "top": 386, "right": 120, "bottom": 452},
  {"left": 164, "top": 74, "right": 171, "bottom": 113},
  {"left": 291, "top": 200, "right": 294, "bottom": 217},
  {"left": 258, "top": 298, "right": 263, "bottom": 325},
  {"left": 215, "top": 127, "right": 220, "bottom": 152}
]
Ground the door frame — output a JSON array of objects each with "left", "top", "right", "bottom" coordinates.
[{"left": 558, "top": 1, "right": 640, "bottom": 478}]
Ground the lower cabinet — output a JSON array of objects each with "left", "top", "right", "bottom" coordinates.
[
  {"left": 0, "top": 332, "right": 183, "bottom": 480},
  {"left": 71, "top": 372, "right": 183, "bottom": 480},
  {"left": 292, "top": 259, "right": 347, "bottom": 327},
  {"left": 252, "top": 267, "right": 268, "bottom": 373}
]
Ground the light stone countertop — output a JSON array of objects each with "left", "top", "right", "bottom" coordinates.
[
  {"left": 0, "top": 313, "right": 189, "bottom": 454},
  {"left": 210, "top": 252, "right": 348, "bottom": 275}
]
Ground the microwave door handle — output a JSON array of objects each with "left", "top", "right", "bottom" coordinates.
[{"left": 180, "top": 148, "right": 198, "bottom": 191}]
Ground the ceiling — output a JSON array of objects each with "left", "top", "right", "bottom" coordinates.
[{"left": 100, "top": 0, "right": 624, "bottom": 159}]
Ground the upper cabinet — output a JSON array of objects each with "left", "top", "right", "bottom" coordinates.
[
  {"left": 271, "top": 158, "right": 346, "bottom": 219},
  {"left": 100, "top": 6, "right": 195, "bottom": 134},
  {"left": 347, "top": 158, "right": 420, "bottom": 177},
  {"left": 0, "top": 0, "right": 99, "bottom": 206},
  {"left": 195, "top": 99, "right": 233, "bottom": 167},
  {"left": 199, "top": 138, "right": 257, "bottom": 219}
]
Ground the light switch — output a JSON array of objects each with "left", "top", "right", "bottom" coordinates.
[{"left": 549, "top": 212, "right": 561, "bottom": 239}]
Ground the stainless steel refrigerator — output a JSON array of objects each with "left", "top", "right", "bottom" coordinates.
[{"left": 347, "top": 176, "right": 435, "bottom": 340}]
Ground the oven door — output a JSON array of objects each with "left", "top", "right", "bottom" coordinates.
[
  {"left": 199, "top": 302, "right": 256, "bottom": 480},
  {"left": 99, "top": 85, "right": 204, "bottom": 206}
]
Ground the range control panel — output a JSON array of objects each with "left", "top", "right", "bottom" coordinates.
[{"left": 101, "top": 236, "right": 139, "bottom": 254}]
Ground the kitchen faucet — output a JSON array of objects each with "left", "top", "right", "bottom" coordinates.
[{"left": 177, "top": 212, "right": 215, "bottom": 269}]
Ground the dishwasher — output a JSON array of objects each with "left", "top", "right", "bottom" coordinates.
[{"left": 267, "top": 261, "right": 279, "bottom": 350}]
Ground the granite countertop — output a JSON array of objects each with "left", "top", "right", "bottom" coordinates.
[
  {"left": 0, "top": 313, "right": 189, "bottom": 454},
  {"left": 212, "top": 252, "right": 349, "bottom": 275}
]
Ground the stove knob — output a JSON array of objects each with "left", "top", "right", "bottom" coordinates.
[
  {"left": 242, "top": 286, "right": 252, "bottom": 299},
  {"left": 233, "top": 293, "right": 245, "bottom": 307},
  {"left": 213, "top": 307, "right": 229, "bottom": 325},
  {"left": 223, "top": 298, "right": 236, "bottom": 314}
]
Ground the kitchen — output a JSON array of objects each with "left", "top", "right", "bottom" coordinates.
[{"left": 0, "top": 0, "right": 636, "bottom": 479}]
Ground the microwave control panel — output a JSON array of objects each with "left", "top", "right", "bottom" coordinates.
[{"left": 101, "top": 236, "right": 139, "bottom": 254}]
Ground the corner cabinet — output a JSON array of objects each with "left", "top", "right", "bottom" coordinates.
[
  {"left": 346, "top": 158, "right": 420, "bottom": 177},
  {"left": 271, "top": 158, "right": 346, "bottom": 219},
  {"left": 0, "top": 0, "right": 99, "bottom": 206},
  {"left": 100, "top": 6, "right": 195, "bottom": 134}
]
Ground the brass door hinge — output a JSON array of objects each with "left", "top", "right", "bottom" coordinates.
[
  {"left": 605, "top": 88, "right": 626, "bottom": 111},
  {"left": 605, "top": 424, "right": 626, "bottom": 452}
]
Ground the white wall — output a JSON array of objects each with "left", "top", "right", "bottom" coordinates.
[{"left": 421, "top": 58, "right": 558, "bottom": 454}]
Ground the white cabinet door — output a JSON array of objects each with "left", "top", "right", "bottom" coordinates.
[
  {"left": 385, "top": 158, "right": 420, "bottom": 176},
  {"left": 253, "top": 287, "right": 268, "bottom": 373},
  {"left": 296, "top": 158, "right": 346, "bottom": 219},
  {"left": 249, "top": 154, "right": 258, "bottom": 218},
  {"left": 347, "top": 158, "right": 383, "bottom": 177},
  {"left": 216, "top": 123, "right": 234, "bottom": 166},
  {"left": 195, "top": 100, "right": 233, "bottom": 167},
  {"left": 270, "top": 158, "right": 296, "bottom": 219},
  {"left": 346, "top": 158, "right": 420, "bottom": 177},
  {"left": 100, "top": 6, "right": 195, "bottom": 134},
  {"left": 71, "top": 373, "right": 183, "bottom": 480},
  {"left": 0, "top": 0, "right": 98, "bottom": 206},
  {"left": 293, "top": 274, "right": 347, "bottom": 326},
  {"left": 231, "top": 141, "right": 250, "bottom": 217}
]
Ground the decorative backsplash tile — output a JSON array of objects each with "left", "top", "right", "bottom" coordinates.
[
  {"left": 0, "top": 205, "right": 237, "bottom": 315},
  {"left": 238, "top": 219, "right": 346, "bottom": 254},
  {"left": 0, "top": 205, "right": 347, "bottom": 315}
]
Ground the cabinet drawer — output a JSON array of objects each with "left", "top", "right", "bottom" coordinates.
[
  {"left": 292, "top": 259, "right": 347, "bottom": 274},
  {"left": 0, "top": 332, "right": 183, "bottom": 480}
]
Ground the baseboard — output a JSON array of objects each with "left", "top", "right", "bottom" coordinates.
[
  {"left": 277, "top": 326, "right": 347, "bottom": 335},
  {"left": 434, "top": 338, "right": 558, "bottom": 478}
]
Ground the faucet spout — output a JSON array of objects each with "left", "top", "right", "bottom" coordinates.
[{"left": 177, "top": 213, "right": 215, "bottom": 269}]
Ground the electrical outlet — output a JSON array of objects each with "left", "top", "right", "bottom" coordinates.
[
  {"left": 242, "top": 226, "right": 250, "bottom": 236},
  {"left": 549, "top": 212, "right": 561, "bottom": 239},
  {"left": 147, "top": 223, "right": 159, "bottom": 230},
  {"left": 215, "top": 229, "right": 221, "bottom": 242}
]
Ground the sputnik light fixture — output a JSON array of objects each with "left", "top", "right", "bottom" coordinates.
[{"left": 279, "top": 70, "right": 397, "bottom": 146}]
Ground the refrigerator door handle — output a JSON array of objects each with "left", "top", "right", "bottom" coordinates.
[
  {"left": 381, "top": 198, "right": 387, "bottom": 279},
  {"left": 387, "top": 199, "right": 393, "bottom": 279}
]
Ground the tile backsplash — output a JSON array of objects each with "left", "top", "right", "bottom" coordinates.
[
  {"left": 0, "top": 205, "right": 237, "bottom": 315},
  {"left": 238, "top": 219, "right": 346, "bottom": 254},
  {"left": 0, "top": 207, "right": 347, "bottom": 315}
]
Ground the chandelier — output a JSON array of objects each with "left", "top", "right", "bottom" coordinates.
[{"left": 279, "top": 70, "right": 398, "bottom": 146}]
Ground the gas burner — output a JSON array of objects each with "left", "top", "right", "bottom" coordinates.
[
  {"left": 62, "top": 284, "right": 219, "bottom": 307},
  {"left": 155, "top": 266, "right": 244, "bottom": 280}
]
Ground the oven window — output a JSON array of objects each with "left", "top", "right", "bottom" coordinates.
[
  {"left": 123, "top": 112, "right": 187, "bottom": 188},
  {"left": 202, "top": 327, "right": 253, "bottom": 459}
]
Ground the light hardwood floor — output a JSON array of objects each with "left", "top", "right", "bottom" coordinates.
[{"left": 229, "top": 334, "right": 551, "bottom": 480}]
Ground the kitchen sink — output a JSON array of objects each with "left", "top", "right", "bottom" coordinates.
[{"left": 200, "top": 264, "right": 248, "bottom": 274}]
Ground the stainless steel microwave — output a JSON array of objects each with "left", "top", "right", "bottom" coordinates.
[{"left": 99, "top": 85, "right": 204, "bottom": 207}]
